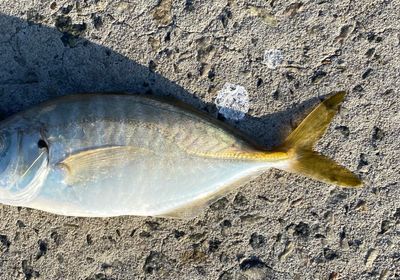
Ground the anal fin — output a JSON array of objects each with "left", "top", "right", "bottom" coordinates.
[{"left": 158, "top": 171, "right": 264, "bottom": 219}]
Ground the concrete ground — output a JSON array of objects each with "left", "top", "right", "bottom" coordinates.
[{"left": 0, "top": 0, "right": 399, "bottom": 279}]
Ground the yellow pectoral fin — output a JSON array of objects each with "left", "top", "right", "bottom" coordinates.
[{"left": 57, "top": 146, "right": 149, "bottom": 186}]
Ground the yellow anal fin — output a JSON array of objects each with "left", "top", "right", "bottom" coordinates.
[{"left": 58, "top": 146, "right": 148, "bottom": 186}]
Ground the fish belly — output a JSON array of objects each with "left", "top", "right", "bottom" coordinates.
[{"left": 28, "top": 155, "right": 269, "bottom": 217}]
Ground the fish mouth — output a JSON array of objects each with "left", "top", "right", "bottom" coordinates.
[{"left": 0, "top": 131, "right": 20, "bottom": 190}]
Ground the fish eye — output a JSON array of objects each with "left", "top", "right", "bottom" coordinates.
[{"left": 37, "top": 139, "right": 48, "bottom": 150}]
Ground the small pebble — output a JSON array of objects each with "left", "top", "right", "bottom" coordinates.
[
  {"left": 249, "top": 233, "right": 266, "bottom": 249},
  {"left": 365, "top": 249, "right": 379, "bottom": 267},
  {"left": 279, "top": 241, "right": 294, "bottom": 261},
  {"left": 263, "top": 49, "right": 283, "bottom": 69}
]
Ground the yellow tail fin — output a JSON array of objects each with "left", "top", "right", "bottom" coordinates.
[{"left": 281, "top": 91, "right": 362, "bottom": 188}]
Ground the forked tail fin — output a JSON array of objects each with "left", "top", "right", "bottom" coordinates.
[{"left": 280, "top": 91, "right": 362, "bottom": 188}]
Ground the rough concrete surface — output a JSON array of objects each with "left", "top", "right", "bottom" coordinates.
[{"left": 0, "top": 0, "right": 399, "bottom": 279}]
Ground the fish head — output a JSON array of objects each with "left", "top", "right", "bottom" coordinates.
[{"left": 0, "top": 127, "right": 48, "bottom": 205}]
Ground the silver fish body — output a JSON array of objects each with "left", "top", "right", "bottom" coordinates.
[{"left": 0, "top": 94, "right": 286, "bottom": 217}]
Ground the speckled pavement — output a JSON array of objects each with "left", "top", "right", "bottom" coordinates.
[{"left": 0, "top": 1, "right": 399, "bottom": 279}]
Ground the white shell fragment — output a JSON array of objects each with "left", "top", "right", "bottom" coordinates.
[
  {"left": 263, "top": 49, "right": 283, "bottom": 69},
  {"left": 215, "top": 83, "right": 250, "bottom": 121},
  {"left": 365, "top": 249, "right": 379, "bottom": 268}
]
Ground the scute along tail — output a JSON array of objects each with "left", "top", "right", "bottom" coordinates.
[{"left": 280, "top": 91, "right": 362, "bottom": 188}]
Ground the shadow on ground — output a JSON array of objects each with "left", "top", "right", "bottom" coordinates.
[{"left": 0, "top": 13, "right": 324, "bottom": 148}]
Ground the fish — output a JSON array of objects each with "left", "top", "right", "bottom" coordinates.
[{"left": 0, "top": 91, "right": 361, "bottom": 218}]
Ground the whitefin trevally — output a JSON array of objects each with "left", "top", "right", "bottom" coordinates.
[{"left": 0, "top": 91, "right": 361, "bottom": 218}]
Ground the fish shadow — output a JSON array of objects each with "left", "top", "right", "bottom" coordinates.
[{"left": 0, "top": 13, "right": 326, "bottom": 149}]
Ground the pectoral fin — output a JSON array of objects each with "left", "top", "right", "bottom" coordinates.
[{"left": 57, "top": 146, "right": 149, "bottom": 186}]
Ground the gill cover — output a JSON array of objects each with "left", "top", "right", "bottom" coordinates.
[{"left": 0, "top": 131, "right": 49, "bottom": 205}]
